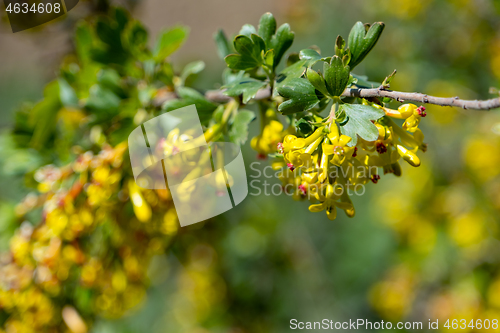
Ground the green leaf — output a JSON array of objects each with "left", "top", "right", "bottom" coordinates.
[
  {"left": 239, "top": 24, "right": 257, "bottom": 37},
  {"left": 269, "top": 23, "right": 295, "bottom": 70},
  {"left": 180, "top": 61, "right": 205, "bottom": 83},
  {"left": 223, "top": 78, "right": 267, "bottom": 104},
  {"left": 299, "top": 48, "right": 322, "bottom": 67},
  {"left": 125, "top": 21, "right": 149, "bottom": 60},
  {"left": 276, "top": 59, "right": 308, "bottom": 89},
  {"left": 279, "top": 60, "right": 306, "bottom": 79},
  {"left": 113, "top": 7, "right": 129, "bottom": 31},
  {"left": 286, "top": 52, "right": 300, "bottom": 66},
  {"left": 339, "top": 104, "right": 385, "bottom": 146},
  {"left": 382, "top": 69, "right": 397, "bottom": 87},
  {"left": 98, "top": 69, "right": 125, "bottom": 96},
  {"left": 324, "top": 55, "right": 350, "bottom": 97},
  {"left": 230, "top": 110, "right": 256, "bottom": 145},
  {"left": 295, "top": 118, "right": 315, "bottom": 137},
  {"left": 335, "top": 35, "right": 346, "bottom": 57},
  {"left": 222, "top": 69, "right": 246, "bottom": 86},
  {"left": 263, "top": 49, "right": 274, "bottom": 69},
  {"left": 162, "top": 87, "right": 217, "bottom": 124},
  {"left": 127, "top": 21, "right": 148, "bottom": 46},
  {"left": 153, "top": 26, "right": 189, "bottom": 61},
  {"left": 214, "top": 29, "right": 232, "bottom": 60},
  {"left": 58, "top": 79, "right": 78, "bottom": 107},
  {"left": 277, "top": 78, "right": 320, "bottom": 115},
  {"left": 306, "top": 68, "right": 330, "bottom": 97},
  {"left": 29, "top": 81, "right": 61, "bottom": 149},
  {"left": 85, "top": 85, "right": 121, "bottom": 115},
  {"left": 96, "top": 18, "right": 122, "bottom": 49},
  {"left": 75, "top": 22, "right": 93, "bottom": 63},
  {"left": 347, "top": 21, "right": 385, "bottom": 69},
  {"left": 350, "top": 73, "right": 380, "bottom": 88},
  {"left": 225, "top": 34, "right": 265, "bottom": 71},
  {"left": 258, "top": 12, "right": 277, "bottom": 47}
]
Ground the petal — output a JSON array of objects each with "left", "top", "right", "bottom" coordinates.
[
  {"left": 322, "top": 144, "right": 334, "bottom": 155},
  {"left": 326, "top": 204, "right": 337, "bottom": 220},
  {"left": 338, "top": 135, "right": 352, "bottom": 146},
  {"left": 327, "top": 132, "right": 338, "bottom": 142},
  {"left": 291, "top": 138, "right": 307, "bottom": 149},
  {"left": 270, "top": 120, "right": 284, "bottom": 132},
  {"left": 284, "top": 135, "right": 297, "bottom": 143},
  {"left": 336, "top": 201, "right": 353, "bottom": 210},
  {"left": 309, "top": 203, "right": 325, "bottom": 213}
]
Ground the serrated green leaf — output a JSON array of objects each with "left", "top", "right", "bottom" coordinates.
[
  {"left": 214, "top": 29, "right": 232, "bottom": 60},
  {"left": 306, "top": 68, "right": 330, "bottom": 97},
  {"left": 277, "top": 78, "right": 320, "bottom": 115},
  {"left": 230, "top": 110, "right": 256, "bottom": 145},
  {"left": 153, "top": 26, "right": 189, "bottom": 61},
  {"left": 347, "top": 21, "right": 385, "bottom": 69},
  {"left": 223, "top": 78, "right": 267, "bottom": 103},
  {"left": 270, "top": 23, "right": 294, "bottom": 69},
  {"left": 324, "top": 56, "right": 350, "bottom": 97},
  {"left": 339, "top": 104, "right": 385, "bottom": 146},
  {"left": 258, "top": 12, "right": 276, "bottom": 47},
  {"left": 225, "top": 34, "right": 264, "bottom": 71}
]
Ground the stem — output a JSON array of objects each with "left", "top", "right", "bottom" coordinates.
[
  {"left": 203, "top": 86, "right": 500, "bottom": 111},
  {"left": 343, "top": 86, "right": 500, "bottom": 110},
  {"left": 258, "top": 101, "right": 267, "bottom": 133},
  {"left": 328, "top": 102, "right": 339, "bottom": 131}
]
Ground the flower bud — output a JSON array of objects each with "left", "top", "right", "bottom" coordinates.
[
  {"left": 396, "top": 145, "right": 420, "bottom": 167},
  {"left": 398, "top": 104, "right": 417, "bottom": 118}
]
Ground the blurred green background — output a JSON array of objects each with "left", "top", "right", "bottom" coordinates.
[{"left": 1, "top": 0, "right": 500, "bottom": 332}]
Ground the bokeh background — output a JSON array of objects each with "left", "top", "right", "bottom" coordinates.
[{"left": 1, "top": 0, "right": 500, "bottom": 332}]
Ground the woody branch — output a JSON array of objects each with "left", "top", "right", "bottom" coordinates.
[{"left": 203, "top": 86, "right": 500, "bottom": 110}]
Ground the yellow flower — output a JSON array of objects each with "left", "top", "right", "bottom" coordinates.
[
  {"left": 396, "top": 145, "right": 421, "bottom": 167},
  {"left": 308, "top": 183, "right": 352, "bottom": 220},
  {"left": 382, "top": 103, "right": 414, "bottom": 119},
  {"left": 281, "top": 127, "right": 325, "bottom": 168},
  {"left": 251, "top": 120, "right": 284, "bottom": 158},
  {"left": 322, "top": 125, "right": 354, "bottom": 166},
  {"left": 401, "top": 103, "right": 426, "bottom": 133},
  {"left": 128, "top": 181, "right": 152, "bottom": 222}
]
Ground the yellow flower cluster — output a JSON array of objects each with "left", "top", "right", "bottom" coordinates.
[
  {"left": 0, "top": 142, "right": 180, "bottom": 332},
  {"left": 251, "top": 108, "right": 292, "bottom": 159},
  {"left": 253, "top": 103, "right": 428, "bottom": 221}
]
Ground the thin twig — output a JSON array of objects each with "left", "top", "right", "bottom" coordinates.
[
  {"left": 343, "top": 86, "right": 500, "bottom": 110},
  {"left": 204, "top": 86, "right": 500, "bottom": 110}
]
